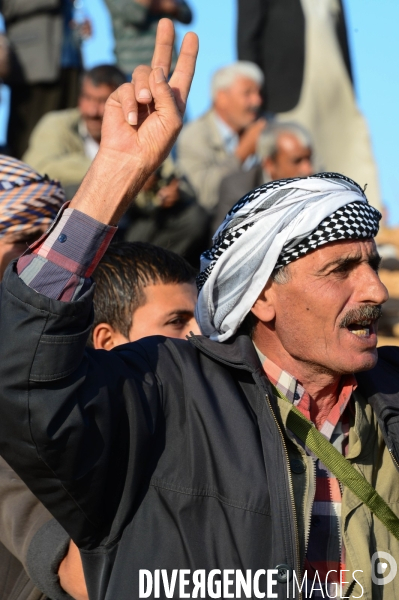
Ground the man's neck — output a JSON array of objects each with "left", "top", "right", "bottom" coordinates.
[
  {"left": 253, "top": 334, "right": 344, "bottom": 428},
  {"left": 213, "top": 108, "right": 241, "bottom": 135}
]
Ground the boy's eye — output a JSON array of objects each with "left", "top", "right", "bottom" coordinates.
[{"left": 166, "top": 317, "right": 189, "bottom": 328}]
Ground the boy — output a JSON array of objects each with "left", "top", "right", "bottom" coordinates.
[{"left": 1, "top": 241, "right": 198, "bottom": 600}]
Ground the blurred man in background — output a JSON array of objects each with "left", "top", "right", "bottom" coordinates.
[
  {"left": 1, "top": 0, "right": 91, "bottom": 159},
  {"left": 214, "top": 122, "right": 313, "bottom": 230},
  {"left": 237, "top": 0, "right": 382, "bottom": 210},
  {"left": 123, "top": 157, "right": 209, "bottom": 267},
  {"left": 23, "top": 64, "right": 125, "bottom": 196},
  {"left": 0, "top": 155, "right": 64, "bottom": 279},
  {"left": 177, "top": 61, "right": 266, "bottom": 213},
  {"left": 105, "top": 0, "right": 192, "bottom": 78}
]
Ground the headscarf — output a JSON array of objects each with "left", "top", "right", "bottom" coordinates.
[
  {"left": 196, "top": 173, "right": 381, "bottom": 342},
  {"left": 0, "top": 155, "right": 65, "bottom": 239}
]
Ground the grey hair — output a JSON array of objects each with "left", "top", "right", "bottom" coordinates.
[
  {"left": 272, "top": 264, "right": 291, "bottom": 284},
  {"left": 256, "top": 122, "right": 313, "bottom": 160},
  {"left": 211, "top": 62, "right": 264, "bottom": 100},
  {"left": 240, "top": 264, "right": 291, "bottom": 338}
]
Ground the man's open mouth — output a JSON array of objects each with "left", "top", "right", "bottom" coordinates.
[
  {"left": 347, "top": 321, "right": 374, "bottom": 338},
  {"left": 340, "top": 305, "right": 382, "bottom": 339}
]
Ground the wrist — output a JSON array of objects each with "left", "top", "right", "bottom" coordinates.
[
  {"left": 234, "top": 147, "right": 247, "bottom": 163},
  {"left": 69, "top": 149, "right": 150, "bottom": 225}
]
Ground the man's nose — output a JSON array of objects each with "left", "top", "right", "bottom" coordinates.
[
  {"left": 251, "top": 90, "right": 262, "bottom": 107},
  {"left": 86, "top": 101, "right": 102, "bottom": 117},
  {"left": 359, "top": 266, "right": 389, "bottom": 306},
  {"left": 300, "top": 159, "right": 313, "bottom": 176}
]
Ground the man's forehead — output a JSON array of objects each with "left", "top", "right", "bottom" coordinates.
[
  {"left": 277, "top": 132, "right": 310, "bottom": 152},
  {"left": 297, "top": 238, "right": 378, "bottom": 270},
  {"left": 80, "top": 79, "right": 115, "bottom": 99},
  {"left": 228, "top": 75, "right": 260, "bottom": 91}
]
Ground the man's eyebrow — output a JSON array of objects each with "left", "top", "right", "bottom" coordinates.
[
  {"left": 164, "top": 309, "right": 194, "bottom": 318},
  {"left": 316, "top": 251, "right": 381, "bottom": 274}
]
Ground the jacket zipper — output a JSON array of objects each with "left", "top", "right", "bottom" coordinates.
[
  {"left": 266, "top": 394, "right": 302, "bottom": 600},
  {"left": 303, "top": 458, "right": 316, "bottom": 570},
  {"left": 389, "top": 447, "right": 399, "bottom": 470}
]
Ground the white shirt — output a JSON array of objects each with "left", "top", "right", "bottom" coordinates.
[{"left": 78, "top": 120, "right": 100, "bottom": 161}]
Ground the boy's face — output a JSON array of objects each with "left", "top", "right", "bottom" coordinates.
[
  {"left": 129, "top": 281, "right": 199, "bottom": 341},
  {"left": 93, "top": 280, "right": 199, "bottom": 350}
]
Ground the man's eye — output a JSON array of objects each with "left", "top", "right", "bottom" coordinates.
[{"left": 331, "top": 263, "right": 352, "bottom": 277}]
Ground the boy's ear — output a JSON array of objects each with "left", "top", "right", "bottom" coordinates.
[{"left": 92, "top": 323, "right": 129, "bottom": 350}]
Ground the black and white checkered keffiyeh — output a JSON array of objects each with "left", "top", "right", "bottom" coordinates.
[
  {"left": 275, "top": 200, "right": 380, "bottom": 268},
  {"left": 195, "top": 173, "right": 381, "bottom": 342}
]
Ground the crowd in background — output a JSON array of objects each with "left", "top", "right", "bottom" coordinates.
[
  {"left": 0, "top": 0, "right": 398, "bottom": 335},
  {"left": 0, "top": 2, "right": 398, "bottom": 599}
]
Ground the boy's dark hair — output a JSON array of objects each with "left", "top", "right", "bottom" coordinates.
[{"left": 88, "top": 242, "right": 197, "bottom": 345}]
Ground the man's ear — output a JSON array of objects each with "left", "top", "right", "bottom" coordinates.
[
  {"left": 92, "top": 323, "right": 129, "bottom": 350},
  {"left": 250, "top": 279, "right": 277, "bottom": 324}
]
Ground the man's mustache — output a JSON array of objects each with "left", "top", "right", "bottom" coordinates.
[{"left": 339, "top": 305, "right": 382, "bottom": 328}]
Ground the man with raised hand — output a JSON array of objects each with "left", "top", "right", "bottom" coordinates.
[
  {"left": 1, "top": 18, "right": 399, "bottom": 600},
  {"left": 177, "top": 61, "right": 265, "bottom": 213}
]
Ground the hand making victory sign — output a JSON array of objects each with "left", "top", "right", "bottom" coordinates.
[{"left": 70, "top": 19, "right": 198, "bottom": 225}]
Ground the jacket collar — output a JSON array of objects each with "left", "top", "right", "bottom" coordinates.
[
  {"left": 189, "top": 337, "right": 399, "bottom": 461},
  {"left": 203, "top": 109, "right": 232, "bottom": 153},
  {"left": 188, "top": 331, "right": 262, "bottom": 372}
]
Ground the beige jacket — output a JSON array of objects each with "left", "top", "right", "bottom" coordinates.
[
  {"left": 277, "top": 391, "right": 399, "bottom": 599},
  {"left": 177, "top": 109, "right": 241, "bottom": 212},
  {"left": 23, "top": 108, "right": 92, "bottom": 188}
]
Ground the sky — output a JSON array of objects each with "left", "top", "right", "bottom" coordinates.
[{"left": 1, "top": 0, "right": 399, "bottom": 222}]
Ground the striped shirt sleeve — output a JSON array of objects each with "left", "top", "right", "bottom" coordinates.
[{"left": 17, "top": 204, "right": 117, "bottom": 301}]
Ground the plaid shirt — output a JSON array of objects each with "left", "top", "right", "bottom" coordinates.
[
  {"left": 17, "top": 205, "right": 116, "bottom": 300},
  {"left": 257, "top": 350, "right": 356, "bottom": 597}
]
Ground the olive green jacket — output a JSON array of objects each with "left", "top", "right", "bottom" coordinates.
[
  {"left": 23, "top": 108, "right": 92, "bottom": 189},
  {"left": 277, "top": 390, "right": 399, "bottom": 599}
]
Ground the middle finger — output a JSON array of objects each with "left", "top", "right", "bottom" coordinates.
[{"left": 151, "top": 18, "right": 175, "bottom": 80}]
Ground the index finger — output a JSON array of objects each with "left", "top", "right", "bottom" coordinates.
[
  {"left": 151, "top": 18, "right": 175, "bottom": 80},
  {"left": 169, "top": 31, "right": 199, "bottom": 116}
]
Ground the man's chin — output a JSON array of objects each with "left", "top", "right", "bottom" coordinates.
[
  {"left": 336, "top": 325, "right": 380, "bottom": 372},
  {"left": 342, "top": 347, "right": 379, "bottom": 374},
  {"left": 85, "top": 121, "right": 102, "bottom": 141}
]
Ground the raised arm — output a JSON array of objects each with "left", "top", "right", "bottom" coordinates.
[
  {"left": 70, "top": 18, "right": 198, "bottom": 225},
  {"left": 0, "top": 17, "right": 198, "bottom": 559}
]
